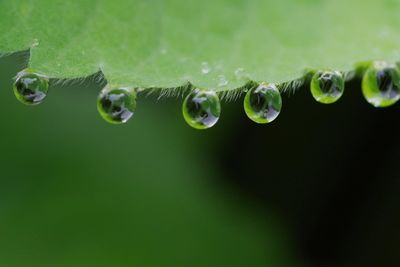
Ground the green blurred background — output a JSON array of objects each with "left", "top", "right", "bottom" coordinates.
[{"left": 0, "top": 52, "right": 399, "bottom": 267}]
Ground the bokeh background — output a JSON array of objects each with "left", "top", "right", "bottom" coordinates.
[{"left": 0, "top": 51, "right": 399, "bottom": 267}]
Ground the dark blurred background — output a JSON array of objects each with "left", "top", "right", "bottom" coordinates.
[{"left": 0, "top": 52, "right": 399, "bottom": 267}]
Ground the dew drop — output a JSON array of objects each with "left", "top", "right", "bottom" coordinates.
[
  {"left": 182, "top": 89, "right": 221, "bottom": 130},
  {"left": 31, "top": 38, "right": 39, "bottom": 48},
  {"left": 201, "top": 62, "right": 211, "bottom": 74},
  {"left": 234, "top": 68, "right": 246, "bottom": 80},
  {"left": 218, "top": 75, "right": 228, "bottom": 87},
  {"left": 160, "top": 48, "right": 167, "bottom": 55},
  {"left": 244, "top": 83, "right": 282, "bottom": 124},
  {"left": 13, "top": 69, "right": 49, "bottom": 106},
  {"left": 362, "top": 62, "right": 400, "bottom": 107},
  {"left": 97, "top": 86, "right": 136, "bottom": 124},
  {"left": 310, "top": 70, "right": 344, "bottom": 104}
]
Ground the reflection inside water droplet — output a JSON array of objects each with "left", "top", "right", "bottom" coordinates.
[
  {"left": 97, "top": 86, "right": 136, "bottom": 124},
  {"left": 13, "top": 69, "right": 49, "bottom": 106},
  {"left": 362, "top": 61, "right": 400, "bottom": 107},
  {"left": 244, "top": 83, "right": 282, "bottom": 124},
  {"left": 182, "top": 89, "right": 221, "bottom": 130}
]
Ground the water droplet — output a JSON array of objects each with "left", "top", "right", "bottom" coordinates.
[
  {"left": 234, "top": 68, "right": 246, "bottom": 80},
  {"left": 31, "top": 38, "right": 39, "bottom": 48},
  {"left": 182, "top": 89, "right": 221, "bottom": 130},
  {"left": 160, "top": 48, "right": 167, "bottom": 55},
  {"left": 97, "top": 86, "right": 136, "bottom": 124},
  {"left": 218, "top": 75, "right": 228, "bottom": 87},
  {"left": 244, "top": 83, "right": 282, "bottom": 124},
  {"left": 201, "top": 62, "right": 211, "bottom": 74},
  {"left": 13, "top": 69, "right": 49, "bottom": 106},
  {"left": 362, "top": 61, "right": 400, "bottom": 107},
  {"left": 310, "top": 70, "right": 344, "bottom": 104}
]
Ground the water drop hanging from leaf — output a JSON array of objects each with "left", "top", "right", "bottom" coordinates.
[
  {"left": 97, "top": 86, "right": 136, "bottom": 124},
  {"left": 362, "top": 62, "right": 400, "bottom": 108},
  {"left": 244, "top": 83, "right": 282, "bottom": 124},
  {"left": 182, "top": 89, "right": 221, "bottom": 130},
  {"left": 13, "top": 69, "right": 49, "bottom": 106},
  {"left": 310, "top": 71, "right": 344, "bottom": 104}
]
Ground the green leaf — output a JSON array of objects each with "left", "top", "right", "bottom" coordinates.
[{"left": 2, "top": 0, "right": 400, "bottom": 91}]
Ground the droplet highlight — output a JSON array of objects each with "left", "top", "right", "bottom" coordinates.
[
  {"left": 13, "top": 69, "right": 49, "bottom": 106},
  {"left": 362, "top": 62, "right": 400, "bottom": 107},
  {"left": 310, "top": 70, "right": 344, "bottom": 104},
  {"left": 244, "top": 83, "right": 282, "bottom": 124},
  {"left": 97, "top": 86, "right": 136, "bottom": 124},
  {"left": 182, "top": 89, "right": 221, "bottom": 130}
]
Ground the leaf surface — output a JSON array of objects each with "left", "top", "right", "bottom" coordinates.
[{"left": 1, "top": 0, "right": 400, "bottom": 90}]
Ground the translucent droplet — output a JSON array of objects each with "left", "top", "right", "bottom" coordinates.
[
  {"left": 244, "top": 83, "right": 282, "bottom": 124},
  {"left": 310, "top": 70, "right": 344, "bottom": 104},
  {"left": 182, "top": 89, "right": 221, "bottom": 130},
  {"left": 31, "top": 38, "right": 39, "bottom": 48},
  {"left": 97, "top": 86, "right": 136, "bottom": 124},
  {"left": 201, "top": 62, "right": 211, "bottom": 74},
  {"left": 218, "top": 75, "right": 228, "bottom": 87},
  {"left": 234, "top": 68, "right": 245, "bottom": 80},
  {"left": 362, "top": 62, "right": 400, "bottom": 107},
  {"left": 13, "top": 69, "right": 49, "bottom": 106}
]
